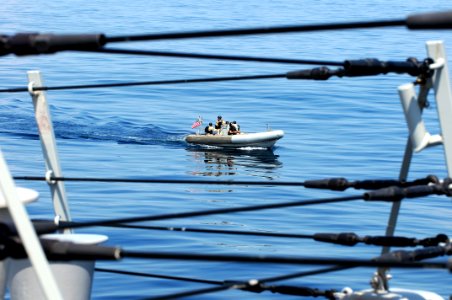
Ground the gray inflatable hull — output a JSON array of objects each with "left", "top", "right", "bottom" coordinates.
[{"left": 185, "top": 130, "right": 284, "bottom": 149}]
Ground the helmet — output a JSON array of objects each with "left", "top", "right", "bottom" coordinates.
[{"left": 217, "top": 115, "right": 222, "bottom": 119}]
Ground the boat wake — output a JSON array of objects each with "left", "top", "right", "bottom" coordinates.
[{"left": 0, "top": 99, "right": 188, "bottom": 147}]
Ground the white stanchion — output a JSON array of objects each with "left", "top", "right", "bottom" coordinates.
[
  {"left": 8, "top": 234, "right": 108, "bottom": 300},
  {"left": 398, "top": 82, "right": 442, "bottom": 152}
]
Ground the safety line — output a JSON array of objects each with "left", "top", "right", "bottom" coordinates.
[
  {"left": 104, "top": 223, "right": 313, "bottom": 239},
  {"left": 95, "top": 265, "right": 348, "bottom": 286},
  {"left": 13, "top": 175, "right": 437, "bottom": 189},
  {"left": 102, "top": 224, "right": 448, "bottom": 248},
  {"left": 57, "top": 195, "right": 362, "bottom": 231},
  {"left": 15, "top": 176, "right": 306, "bottom": 186},
  {"left": 82, "top": 48, "right": 344, "bottom": 66},
  {"left": 121, "top": 250, "right": 449, "bottom": 269},
  {"left": 0, "top": 73, "right": 286, "bottom": 93},
  {"left": 147, "top": 285, "right": 237, "bottom": 300},
  {"left": 105, "top": 19, "right": 405, "bottom": 43},
  {"left": 95, "top": 267, "right": 221, "bottom": 285}
]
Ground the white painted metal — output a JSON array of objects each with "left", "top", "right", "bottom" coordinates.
[
  {"left": 398, "top": 83, "right": 442, "bottom": 152},
  {"left": 0, "top": 187, "right": 39, "bottom": 299},
  {"left": 8, "top": 234, "right": 108, "bottom": 300},
  {"left": 427, "top": 41, "right": 452, "bottom": 177},
  {"left": 334, "top": 288, "right": 444, "bottom": 300},
  {"left": 376, "top": 40, "right": 452, "bottom": 291},
  {"left": 27, "top": 71, "right": 72, "bottom": 223},
  {"left": 0, "top": 150, "right": 63, "bottom": 300}
]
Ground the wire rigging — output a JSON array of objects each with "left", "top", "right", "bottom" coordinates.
[
  {"left": 82, "top": 47, "right": 344, "bottom": 66},
  {"left": 54, "top": 195, "right": 364, "bottom": 232},
  {"left": 0, "top": 73, "right": 286, "bottom": 93},
  {"left": 2, "top": 236, "right": 449, "bottom": 268},
  {"left": 95, "top": 266, "right": 351, "bottom": 300},
  {"left": 1, "top": 10, "right": 451, "bottom": 298},
  {"left": 0, "top": 11, "right": 450, "bottom": 58},
  {"left": 25, "top": 180, "right": 450, "bottom": 233},
  {"left": 103, "top": 223, "right": 449, "bottom": 248},
  {"left": 12, "top": 174, "right": 439, "bottom": 190},
  {"left": 0, "top": 231, "right": 448, "bottom": 299},
  {"left": 101, "top": 11, "right": 452, "bottom": 43},
  {"left": 0, "top": 55, "right": 436, "bottom": 94}
]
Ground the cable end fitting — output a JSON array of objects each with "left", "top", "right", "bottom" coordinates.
[
  {"left": 286, "top": 67, "right": 336, "bottom": 80},
  {"left": 304, "top": 178, "right": 349, "bottom": 191},
  {"left": 0, "top": 33, "right": 106, "bottom": 56}
]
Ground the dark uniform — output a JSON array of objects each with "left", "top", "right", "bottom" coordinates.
[
  {"left": 228, "top": 121, "right": 240, "bottom": 135},
  {"left": 215, "top": 116, "right": 225, "bottom": 129},
  {"left": 205, "top": 123, "right": 215, "bottom": 134}
]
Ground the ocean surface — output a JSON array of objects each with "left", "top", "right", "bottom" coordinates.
[{"left": 0, "top": 1, "right": 451, "bottom": 299}]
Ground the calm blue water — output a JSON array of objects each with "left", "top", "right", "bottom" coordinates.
[{"left": 0, "top": 1, "right": 451, "bottom": 299}]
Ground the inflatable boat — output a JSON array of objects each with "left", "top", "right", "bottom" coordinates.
[{"left": 185, "top": 129, "right": 284, "bottom": 149}]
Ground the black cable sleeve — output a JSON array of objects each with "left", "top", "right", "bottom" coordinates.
[
  {"left": 41, "top": 240, "right": 121, "bottom": 261},
  {"left": 375, "top": 245, "right": 451, "bottom": 262},
  {"left": 353, "top": 175, "right": 439, "bottom": 190},
  {"left": 406, "top": 11, "right": 452, "bottom": 29},
  {"left": 0, "top": 33, "right": 105, "bottom": 56},
  {"left": 313, "top": 232, "right": 360, "bottom": 246},
  {"left": 364, "top": 183, "right": 449, "bottom": 201},
  {"left": 363, "top": 236, "right": 417, "bottom": 247},
  {"left": 304, "top": 178, "right": 350, "bottom": 191},
  {"left": 262, "top": 284, "right": 335, "bottom": 298},
  {"left": 303, "top": 175, "right": 440, "bottom": 191},
  {"left": 419, "top": 234, "right": 449, "bottom": 247},
  {"left": 286, "top": 67, "right": 339, "bottom": 80}
]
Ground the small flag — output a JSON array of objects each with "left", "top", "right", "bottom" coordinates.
[{"left": 191, "top": 117, "right": 202, "bottom": 129}]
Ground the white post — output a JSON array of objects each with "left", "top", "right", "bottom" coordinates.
[
  {"left": 398, "top": 83, "right": 442, "bottom": 152},
  {"left": 27, "top": 71, "right": 72, "bottom": 223},
  {"left": 426, "top": 41, "right": 452, "bottom": 177},
  {"left": 0, "top": 150, "right": 63, "bottom": 300},
  {"left": 375, "top": 40, "right": 452, "bottom": 291}
]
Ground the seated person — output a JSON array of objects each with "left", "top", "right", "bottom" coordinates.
[
  {"left": 221, "top": 121, "right": 230, "bottom": 135},
  {"left": 205, "top": 122, "right": 216, "bottom": 135},
  {"left": 228, "top": 121, "right": 240, "bottom": 135}
]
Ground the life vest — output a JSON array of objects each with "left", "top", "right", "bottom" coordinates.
[
  {"left": 215, "top": 120, "right": 225, "bottom": 129},
  {"left": 205, "top": 125, "right": 215, "bottom": 134}
]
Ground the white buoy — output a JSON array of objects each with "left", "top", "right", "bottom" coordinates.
[{"left": 8, "top": 234, "right": 108, "bottom": 300}]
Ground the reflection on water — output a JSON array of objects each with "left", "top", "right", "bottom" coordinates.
[{"left": 187, "top": 147, "right": 282, "bottom": 179}]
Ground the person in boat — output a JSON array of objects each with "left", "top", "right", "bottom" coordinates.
[
  {"left": 222, "top": 121, "right": 230, "bottom": 135},
  {"left": 228, "top": 121, "right": 240, "bottom": 135},
  {"left": 205, "top": 122, "right": 216, "bottom": 135},
  {"left": 215, "top": 115, "right": 225, "bottom": 130}
]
